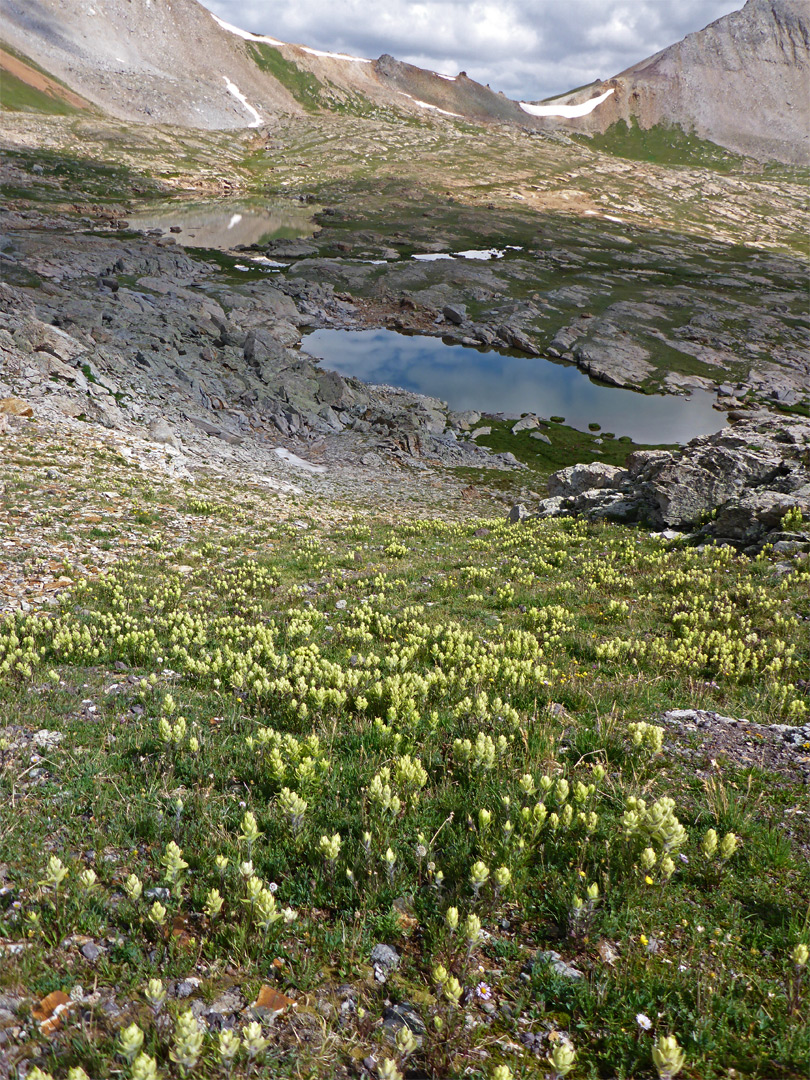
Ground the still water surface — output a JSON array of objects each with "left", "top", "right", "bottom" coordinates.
[
  {"left": 304, "top": 328, "right": 726, "bottom": 445},
  {"left": 127, "top": 199, "right": 316, "bottom": 249}
]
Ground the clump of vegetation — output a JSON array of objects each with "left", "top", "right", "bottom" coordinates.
[
  {"left": 1, "top": 490, "right": 808, "bottom": 1078},
  {"left": 247, "top": 43, "right": 323, "bottom": 111},
  {"left": 577, "top": 119, "right": 747, "bottom": 172}
]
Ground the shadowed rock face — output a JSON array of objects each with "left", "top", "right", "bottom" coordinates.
[{"left": 550, "top": 0, "right": 810, "bottom": 164}]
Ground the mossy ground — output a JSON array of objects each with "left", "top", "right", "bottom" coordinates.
[
  {"left": 573, "top": 120, "right": 748, "bottom": 173},
  {"left": 478, "top": 417, "right": 662, "bottom": 474}
]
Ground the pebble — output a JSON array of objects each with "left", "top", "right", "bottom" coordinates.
[
  {"left": 661, "top": 709, "right": 810, "bottom": 758},
  {"left": 33, "top": 729, "right": 64, "bottom": 750},
  {"left": 533, "top": 950, "right": 582, "bottom": 979},
  {"left": 382, "top": 1002, "right": 425, "bottom": 1037},
  {"left": 370, "top": 943, "right": 400, "bottom": 983},
  {"left": 175, "top": 977, "right": 201, "bottom": 999}
]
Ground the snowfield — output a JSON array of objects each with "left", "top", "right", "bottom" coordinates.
[
  {"left": 274, "top": 448, "right": 326, "bottom": 473},
  {"left": 211, "top": 12, "right": 285, "bottom": 47},
  {"left": 519, "top": 87, "right": 614, "bottom": 118},
  {"left": 398, "top": 92, "right": 462, "bottom": 118},
  {"left": 299, "top": 45, "right": 371, "bottom": 63}
]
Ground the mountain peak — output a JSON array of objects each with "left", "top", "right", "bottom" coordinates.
[{"left": 550, "top": 0, "right": 810, "bottom": 163}]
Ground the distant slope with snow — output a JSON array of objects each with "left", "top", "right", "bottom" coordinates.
[
  {"left": 2, "top": 0, "right": 805, "bottom": 163},
  {"left": 0, "top": 0, "right": 300, "bottom": 127},
  {"left": 530, "top": 0, "right": 810, "bottom": 164},
  {"left": 0, "top": 0, "right": 619, "bottom": 132}
]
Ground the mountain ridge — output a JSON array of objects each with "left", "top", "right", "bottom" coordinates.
[{"left": 2, "top": 0, "right": 808, "bottom": 163}]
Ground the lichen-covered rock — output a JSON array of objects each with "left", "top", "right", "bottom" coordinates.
[{"left": 713, "top": 491, "right": 807, "bottom": 543}]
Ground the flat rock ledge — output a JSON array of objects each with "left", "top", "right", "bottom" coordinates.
[{"left": 511, "top": 411, "right": 810, "bottom": 555}]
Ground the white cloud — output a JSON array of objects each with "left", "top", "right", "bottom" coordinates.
[{"left": 200, "top": 0, "right": 744, "bottom": 100}]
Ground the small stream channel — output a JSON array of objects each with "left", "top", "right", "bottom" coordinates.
[{"left": 304, "top": 328, "right": 727, "bottom": 445}]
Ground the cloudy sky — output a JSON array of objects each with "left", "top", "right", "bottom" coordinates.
[{"left": 199, "top": 0, "right": 744, "bottom": 101}]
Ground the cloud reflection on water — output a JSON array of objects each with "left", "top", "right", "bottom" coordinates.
[{"left": 304, "top": 328, "right": 726, "bottom": 445}]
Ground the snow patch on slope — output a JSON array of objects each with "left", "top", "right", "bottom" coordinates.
[
  {"left": 211, "top": 11, "right": 369, "bottom": 63},
  {"left": 398, "top": 92, "right": 462, "bottom": 118},
  {"left": 222, "top": 77, "right": 262, "bottom": 128},
  {"left": 519, "top": 87, "right": 614, "bottom": 118},
  {"left": 299, "top": 45, "right": 370, "bottom": 63},
  {"left": 274, "top": 448, "right": 326, "bottom": 473},
  {"left": 211, "top": 12, "right": 285, "bottom": 46}
]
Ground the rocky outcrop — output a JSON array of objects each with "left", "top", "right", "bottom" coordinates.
[
  {"left": 524, "top": 411, "right": 810, "bottom": 553},
  {"left": 0, "top": 228, "right": 523, "bottom": 474},
  {"left": 547, "top": 462, "right": 628, "bottom": 497},
  {"left": 544, "top": 0, "right": 810, "bottom": 164},
  {"left": 572, "top": 335, "right": 654, "bottom": 389}
]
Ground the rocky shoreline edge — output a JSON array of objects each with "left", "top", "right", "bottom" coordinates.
[
  {"left": 509, "top": 410, "right": 810, "bottom": 557},
  {"left": 1, "top": 213, "right": 808, "bottom": 562}
]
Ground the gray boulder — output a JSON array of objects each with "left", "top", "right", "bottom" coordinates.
[
  {"left": 448, "top": 409, "right": 481, "bottom": 430},
  {"left": 512, "top": 415, "right": 539, "bottom": 433},
  {"left": 626, "top": 449, "right": 674, "bottom": 480},
  {"left": 11, "top": 314, "right": 86, "bottom": 363},
  {"left": 243, "top": 329, "right": 287, "bottom": 366},
  {"left": 569, "top": 490, "right": 641, "bottom": 523},
  {"left": 370, "top": 944, "right": 400, "bottom": 984},
  {"left": 533, "top": 950, "right": 582, "bottom": 979},
  {"left": 497, "top": 324, "right": 540, "bottom": 355},
  {"left": 534, "top": 496, "right": 566, "bottom": 517},
  {"left": 532, "top": 412, "right": 810, "bottom": 550},
  {"left": 508, "top": 503, "right": 530, "bottom": 523},
  {"left": 713, "top": 490, "right": 806, "bottom": 543},
  {"left": 316, "top": 368, "right": 354, "bottom": 409},
  {"left": 148, "top": 418, "right": 180, "bottom": 447},
  {"left": 265, "top": 239, "right": 319, "bottom": 258},
  {"left": 548, "top": 462, "right": 628, "bottom": 497},
  {"left": 442, "top": 304, "right": 466, "bottom": 325},
  {"left": 243, "top": 324, "right": 301, "bottom": 366},
  {"left": 572, "top": 334, "right": 654, "bottom": 388},
  {"left": 646, "top": 428, "right": 791, "bottom": 528}
]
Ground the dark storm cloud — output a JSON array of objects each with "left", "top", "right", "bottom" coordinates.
[{"left": 199, "top": 0, "right": 744, "bottom": 100}]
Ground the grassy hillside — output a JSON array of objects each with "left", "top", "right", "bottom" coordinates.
[
  {"left": 0, "top": 69, "right": 83, "bottom": 115},
  {"left": 248, "top": 43, "right": 323, "bottom": 112},
  {"left": 0, "top": 44, "right": 90, "bottom": 115},
  {"left": 575, "top": 120, "right": 747, "bottom": 172},
  {"left": 1, "top": 428, "right": 808, "bottom": 1080}
]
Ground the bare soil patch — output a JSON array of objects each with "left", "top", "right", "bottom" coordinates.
[{"left": 0, "top": 48, "right": 91, "bottom": 110}]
